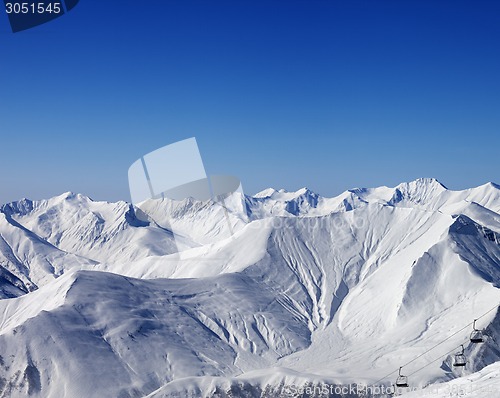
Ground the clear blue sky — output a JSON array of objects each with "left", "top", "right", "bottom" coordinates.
[{"left": 0, "top": 0, "right": 499, "bottom": 204}]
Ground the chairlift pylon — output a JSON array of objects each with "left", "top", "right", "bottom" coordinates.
[
  {"left": 470, "top": 319, "right": 485, "bottom": 344},
  {"left": 395, "top": 366, "right": 409, "bottom": 388},
  {"left": 453, "top": 344, "right": 466, "bottom": 367}
]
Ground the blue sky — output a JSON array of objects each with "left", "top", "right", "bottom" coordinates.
[{"left": 0, "top": 0, "right": 499, "bottom": 204}]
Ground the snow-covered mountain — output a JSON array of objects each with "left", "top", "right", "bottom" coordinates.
[{"left": 0, "top": 178, "right": 498, "bottom": 397}]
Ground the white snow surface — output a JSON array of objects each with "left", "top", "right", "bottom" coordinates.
[
  {"left": 399, "top": 361, "right": 500, "bottom": 397},
  {"left": 0, "top": 178, "right": 498, "bottom": 397}
]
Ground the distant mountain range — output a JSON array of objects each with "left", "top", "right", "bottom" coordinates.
[{"left": 0, "top": 178, "right": 498, "bottom": 397}]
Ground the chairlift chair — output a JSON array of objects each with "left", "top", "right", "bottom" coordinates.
[
  {"left": 395, "top": 367, "right": 409, "bottom": 388},
  {"left": 453, "top": 345, "right": 466, "bottom": 367},
  {"left": 470, "top": 319, "right": 485, "bottom": 344}
]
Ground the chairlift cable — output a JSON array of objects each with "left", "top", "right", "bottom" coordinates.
[
  {"left": 407, "top": 345, "right": 460, "bottom": 377},
  {"left": 372, "top": 303, "right": 499, "bottom": 385}
]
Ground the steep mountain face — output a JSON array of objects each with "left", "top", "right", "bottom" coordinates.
[
  {"left": 0, "top": 210, "right": 94, "bottom": 296},
  {"left": 0, "top": 179, "right": 498, "bottom": 397}
]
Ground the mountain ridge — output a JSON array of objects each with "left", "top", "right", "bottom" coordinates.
[{"left": 0, "top": 178, "right": 498, "bottom": 397}]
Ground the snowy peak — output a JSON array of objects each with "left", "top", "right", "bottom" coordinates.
[
  {"left": 283, "top": 188, "right": 320, "bottom": 215},
  {"left": 247, "top": 187, "right": 322, "bottom": 217},
  {"left": 252, "top": 178, "right": 454, "bottom": 217},
  {"left": 253, "top": 188, "right": 279, "bottom": 198},
  {"left": 0, "top": 197, "right": 35, "bottom": 217},
  {"left": 389, "top": 177, "right": 448, "bottom": 206},
  {"left": 346, "top": 178, "right": 500, "bottom": 216},
  {"left": 479, "top": 181, "right": 500, "bottom": 190},
  {"left": 1, "top": 192, "right": 92, "bottom": 218},
  {"left": 253, "top": 187, "right": 318, "bottom": 201},
  {"left": 248, "top": 178, "right": 500, "bottom": 218},
  {"left": 395, "top": 177, "right": 448, "bottom": 194},
  {"left": 348, "top": 177, "right": 446, "bottom": 204}
]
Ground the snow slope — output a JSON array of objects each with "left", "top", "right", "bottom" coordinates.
[
  {"left": 0, "top": 270, "right": 311, "bottom": 397},
  {"left": 0, "top": 178, "right": 498, "bottom": 397},
  {"left": 400, "top": 361, "right": 500, "bottom": 397}
]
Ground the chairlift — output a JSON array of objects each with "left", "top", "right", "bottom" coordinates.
[
  {"left": 470, "top": 319, "right": 485, "bottom": 344},
  {"left": 453, "top": 345, "right": 466, "bottom": 367},
  {"left": 395, "top": 366, "right": 409, "bottom": 388}
]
